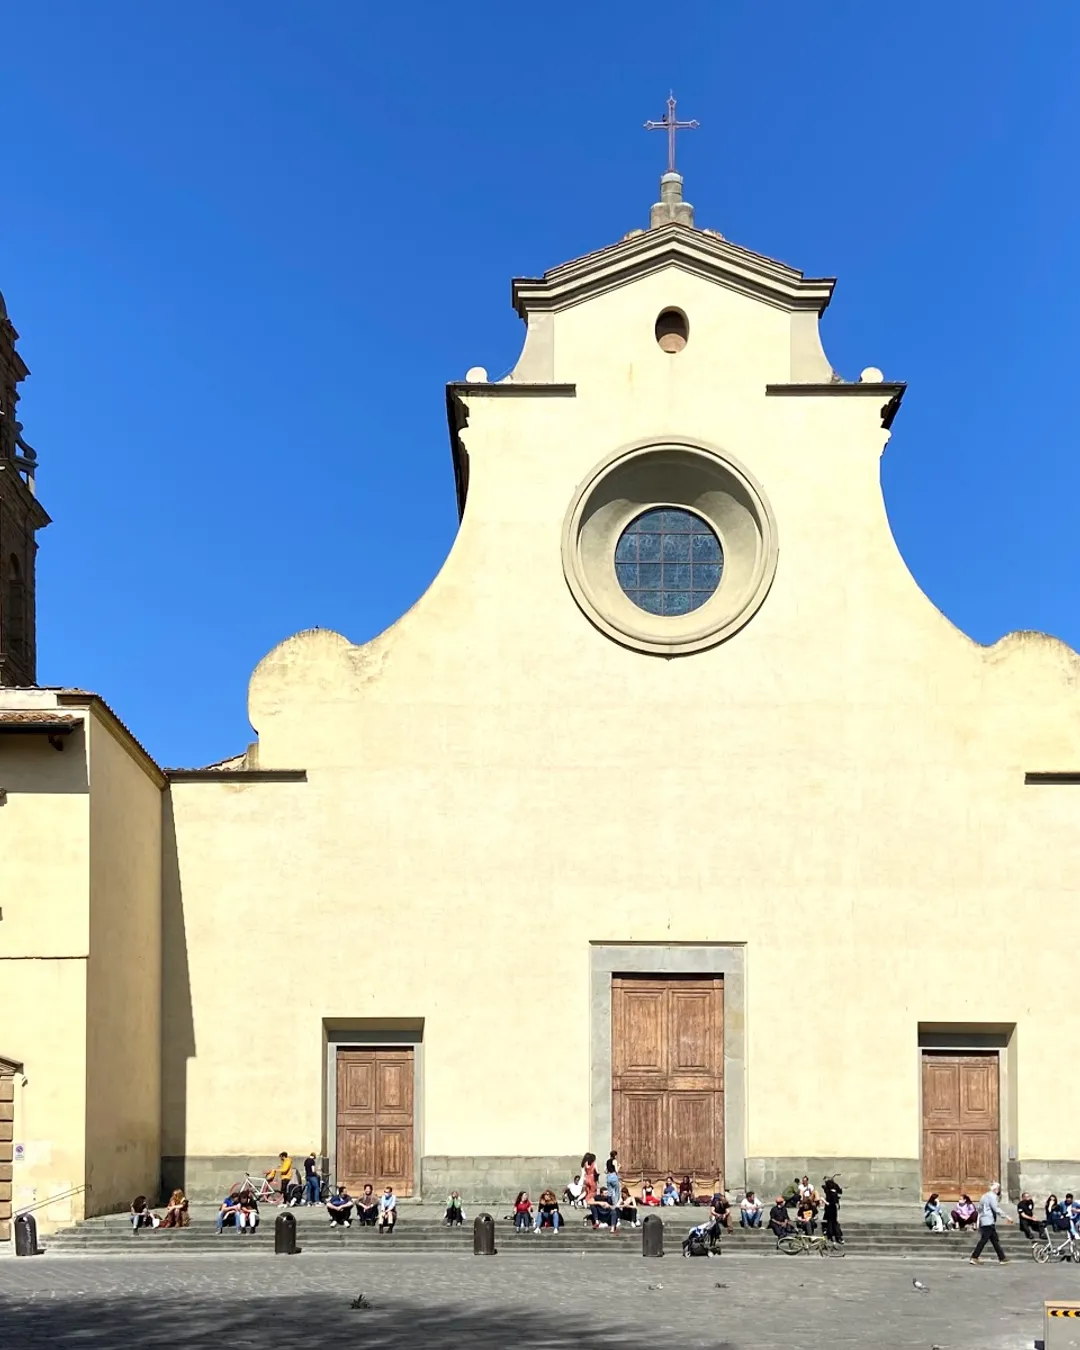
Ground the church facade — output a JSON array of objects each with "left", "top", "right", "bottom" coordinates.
[{"left": 3, "top": 170, "right": 1080, "bottom": 1233}]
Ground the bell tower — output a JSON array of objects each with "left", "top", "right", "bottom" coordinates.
[{"left": 0, "top": 290, "right": 49, "bottom": 687}]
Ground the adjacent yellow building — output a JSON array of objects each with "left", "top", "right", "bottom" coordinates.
[{"left": 3, "top": 170, "right": 1079, "bottom": 1233}]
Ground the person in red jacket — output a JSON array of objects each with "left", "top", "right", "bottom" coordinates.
[{"left": 513, "top": 1190, "right": 534, "bottom": 1233}]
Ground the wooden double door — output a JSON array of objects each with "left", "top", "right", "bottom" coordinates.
[
  {"left": 921, "top": 1052, "right": 1000, "bottom": 1201},
  {"left": 336, "top": 1048, "right": 415, "bottom": 1196},
  {"left": 612, "top": 975, "right": 724, "bottom": 1188}
]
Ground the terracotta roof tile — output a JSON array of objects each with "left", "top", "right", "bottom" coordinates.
[{"left": 0, "top": 710, "right": 83, "bottom": 727}]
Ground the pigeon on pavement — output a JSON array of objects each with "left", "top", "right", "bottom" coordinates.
[{"left": 912, "top": 1279, "right": 929, "bottom": 1292}]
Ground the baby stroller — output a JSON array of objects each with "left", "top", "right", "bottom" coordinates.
[{"left": 681, "top": 1218, "right": 723, "bottom": 1257}]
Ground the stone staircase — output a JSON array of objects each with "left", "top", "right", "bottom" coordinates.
[{"left": 40, "top": 1205, "right": 1043, "bottom": 1259}]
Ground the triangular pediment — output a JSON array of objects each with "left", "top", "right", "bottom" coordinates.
[{"left": 512, "top": 223, "right": 835, "bottom": 319}]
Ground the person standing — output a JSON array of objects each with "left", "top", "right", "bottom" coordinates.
[
  {"left": 303, "top": 1152, "right": 321, "bottom": 1206},
  {"left": 605, "top": 1151, "right": 620, "bottom": 1207},
  {"left": 970, "top": 1182, "right": 1013, "bottom": 1264},
  {"left": 581, "top": 1153, "right": 599, "bottom": 1205},
  {"left": 822, "top": 1175, "right": 844, "bottom": 1244}
]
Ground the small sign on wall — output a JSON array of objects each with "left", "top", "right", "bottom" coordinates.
[{"left": 12, "top": 1143, "right": 24, "bottom": 1163}]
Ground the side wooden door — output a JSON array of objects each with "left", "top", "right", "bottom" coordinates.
[
  {"left": 611, "top": 975, "right": 724, "bottom": 1190},
  {"left": 921, "top": 1052, "right": 999, "bottom": 1201},
  {"left": 336, "top": 1048, "right": 414, "bottom": 1196}
]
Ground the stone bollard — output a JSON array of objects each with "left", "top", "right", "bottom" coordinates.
[
  {"left": 274, "top": 1210, "right": 299, "bottom": 1255},
  {"left": 473, "top": 1212, "right": 496, "bottom": 1255},
  {"left": 642, "top": 1212, "right": 663, "bottom": 1257},
  {"left": 13, "top": 1213, "right": 40, "bottom": 1257}
]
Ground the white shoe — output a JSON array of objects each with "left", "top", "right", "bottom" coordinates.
[{"left": 345, "top": 1220, "right": 351, "bottom": 1227}]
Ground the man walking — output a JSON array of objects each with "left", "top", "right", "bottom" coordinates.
[{"left": 970, "top": 1181, "right": 1013, "bottom": 1264}]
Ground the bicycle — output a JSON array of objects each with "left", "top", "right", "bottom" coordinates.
[
  {"left": 776, "top": 1231, "right": 845, "bottom": 1257},
  {"left": 1031, "top": 1229, "right": 1080, "bottom": 1263},
  {"left": 235, "top": 1174, "right": 282, "bottom": 1205}
]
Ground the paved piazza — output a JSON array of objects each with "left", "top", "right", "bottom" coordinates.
[{"left": 0, "top": 1251, "right": 1064, "bottom": 1348}]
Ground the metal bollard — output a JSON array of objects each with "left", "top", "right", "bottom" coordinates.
[
  {"left": 14, "top": 1213, "right": 40, "bottom": 1257},
  {"left": 473, "top": 1212, "right": 496, "bottom": 1256},
  {"left": 274, "top": 1210, "right": 299, "bottom": 1255},
  {"left": 642, "top": 1212, "right": 663, "bottom": 1258}
]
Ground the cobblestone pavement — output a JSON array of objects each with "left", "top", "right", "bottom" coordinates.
[{"left": 0, "top": 1251, "right": 1059, "bottom": 1348}]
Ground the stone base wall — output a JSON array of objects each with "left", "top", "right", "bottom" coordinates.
[
  {"left": 164, "top": 1154, "right": 581, "bottom": 1206},
  {"left": 420, "top": 1156, "right": 580, "bottom": 1204},
  {"left": 161, "top": 1156, "right": 289, "bottom": 1204},
  {"left": 745, "top": 1157, "right": 921, "bottom": 1205},
  {"left": 1016, "top": 1162, "right": 1080, "bottom": 1200}
]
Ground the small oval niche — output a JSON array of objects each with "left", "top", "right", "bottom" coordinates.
[{"left": 655, "top": 308, "right": 689, "bottom": 354}]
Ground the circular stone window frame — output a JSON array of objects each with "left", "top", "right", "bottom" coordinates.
[{"left": 561, "top": 439, "right": 779, "bottom": 656}]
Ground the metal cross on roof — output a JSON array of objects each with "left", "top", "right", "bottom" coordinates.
[{"left": 644, "top": 94, "right": 699, "bottom": 175}]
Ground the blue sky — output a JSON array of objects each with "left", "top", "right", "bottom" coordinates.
[{"left": 5, "top": 1, "right": 1078, "bottom": 766}]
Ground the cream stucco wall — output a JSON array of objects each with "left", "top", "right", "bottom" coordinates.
[
  {"left": 0, "top": 693, "right": 163, "bottom": 1229},
  {"left": 0, "top": 720, "right": 90, "bottom": 1227},
  {"left": 84, "top": 709, "right": 162, "bottom": 1215},
  {"left": 160, "top": 244, "right": 1080, "bottom": 1196}
]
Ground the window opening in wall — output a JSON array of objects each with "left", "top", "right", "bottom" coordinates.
[{"left": 655, "top": 308, "right": 689, "bottom": 353}]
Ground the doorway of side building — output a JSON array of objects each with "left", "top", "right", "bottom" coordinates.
[
  {"left": 611, "top": 974, "right": 724, "bottom": 1191},
  {"left": 921, "top": 1050, "right": 1000, "bottom": 1201}
]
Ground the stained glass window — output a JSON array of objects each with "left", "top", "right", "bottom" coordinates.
[{"left": 614, "top": 507, "right": 723, "bottom": 615}]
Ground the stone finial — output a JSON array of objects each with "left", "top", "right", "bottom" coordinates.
[{"left": 650, "top": 172, "right": 694, "bottom": 229}]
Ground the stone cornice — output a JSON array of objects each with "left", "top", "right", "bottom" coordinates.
[
  {"left": 766, "top": 381, "right": 907, "bottom": 429},
  {"left": 165, "top": 768, "right": 308, "bottom": 783},
  {"left": 512, "top": 225, "right": 835, "bottom": 319}
]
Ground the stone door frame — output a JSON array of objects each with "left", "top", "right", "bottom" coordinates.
[
  {"left": 0, "top": 1055, "right": 23, "bottom": 1242},
  {"left": 590, "top": 944, "right": 746, "bottom": 1193}
]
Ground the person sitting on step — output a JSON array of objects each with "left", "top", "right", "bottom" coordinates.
[
  {"left": 618, "top": 1185, "right": 638, "bottom": 1227},
  {"left": 923, "top": 1193, "right": 948, "bottom": 1232},
  {"left": 378, "top": 1186, "right": 397, "bottom": 1232},
  {"left": 159, "top": 1189, "right": 189, "bottom": 1229},
  {"left": 796, "top": 1191, "right": 819, "bottom": 1236},
  {"left": 236, "top": 1187, "right": 259, "bottom": 1235},
  {"left": 951, "top": 1194, "right": 977, "bottom": 1230},
  {"left": 129, "top": 1195, "right": 159, "bottom": 1232},
  {"left": 327, "top": 1185, "right": 353, "bottom": 1226},
  {"left": 709, "top": 1185, "right": 732, "bottom": 1231},
  {"left": 640, "top": 1181, "right": 660, "bottom": 1206},
  {"left": 444, "top": 1191, "right": 465, "bottom": 1226},
  {"left": 589, "top": 1189, "right": 619, "bottom": 1233},
  {"left": 512, "top": 1190, "right": 534, "bottom": 1233},
  {"left": 356, "top": 1183, "right": 378, "bottom": 1226},
  {"left": 564, "top": 1173, "right": 586, "bottom": 1208},
  {"left": 1017, "top": 1191, "right": 1045, "bottom": 1240},
  {"left": 214, "top": 1193, "right": 241, "bottom": 1234},
  {"left": 678, "top": 1174, "right": 695, "bottom": 1205},
  {"left": 535, "top": 1190, "right": 562, "bottom": 1232},
  {"left": 768, "top": 1196, "right": 794, "bottom": 1238},
  {"left": 739, "top": 1191, "right": 763, "bottom": 1228},
  {"left": 1046, "top": 1194, "right": 1069, "bottom": 1232},
  {"left": 661, "top": 1175, "right": 678, "bottom": 1206}
]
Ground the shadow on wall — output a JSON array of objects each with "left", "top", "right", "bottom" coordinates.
[
  {"left": 0, "top": 1291, "right": 738, "bottom": 1350},
  {"left": 159, "top": 792, "right": 195, "bottom": 1201}
]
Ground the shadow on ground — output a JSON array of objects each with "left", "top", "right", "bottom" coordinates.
[{"left": 0, "top": 1294, "right": 738, "bottom": 1350}]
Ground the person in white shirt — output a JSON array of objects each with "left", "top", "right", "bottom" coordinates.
[
  {"left": 564, "top": 1173, "right": 585, "bottom": 1207},
  {"left": 740, "top": 1190, "right": 763, "bottom": 1228}
]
